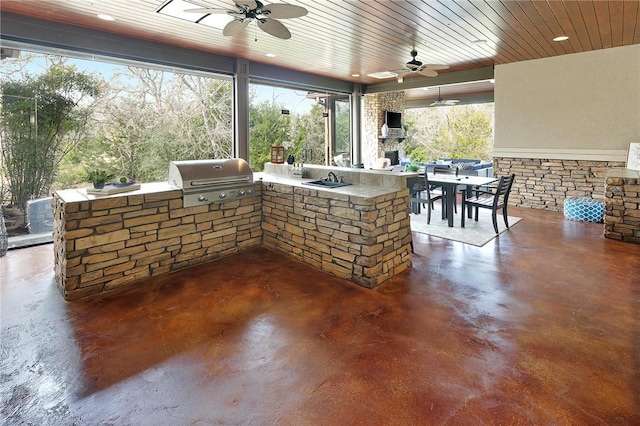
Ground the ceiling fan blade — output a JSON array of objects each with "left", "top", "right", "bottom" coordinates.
[
  {"left": 235, "top": 0, "right": 258, "bottom": 10},
  {"left": 261, "top": 4, "right": 308, "bottom": 19},
  {"left": 423, "top": 64, "right": 450, "bottom": 71},
  {"left": 418, "top": 69, "right": 439, "bottom": 77},
  {"left": 223, "top": 19, "right": 249, "bottom": 36},
  {"left": 258, "top": 18, "right": 291, "bottom": 39},
  {"left": 184, "top": 8, "right": 231, "bottom": 14},
  {"left": 431, "top": 98, "right": 460, "bottom": 106}
]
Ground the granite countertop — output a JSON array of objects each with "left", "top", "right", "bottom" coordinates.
[
  {"left": 254, "top": 172, "right": 412, "bottom": 199},
  {"left": 54, "top": 182, "right": 177, "bottom": 203}
]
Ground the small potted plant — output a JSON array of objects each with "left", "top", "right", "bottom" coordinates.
[
  {"left": 85, "top": 169, "right": 114, "bottom": 189},
  {"left": 405, "top": 163, "right": 420, "bottom": 172}
]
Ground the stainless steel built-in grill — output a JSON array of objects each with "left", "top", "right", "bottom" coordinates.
[{"left": 168, "top": 159, "right": 254, "bottom": 208}]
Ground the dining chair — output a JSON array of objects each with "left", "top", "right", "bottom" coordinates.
[
  {"left": 461, "top": 174, "right": 515, "bottom": 233},
  {"left": 410, "top": 172, "right": 444, "bottom": 224},
  {"left": 432, "top": 165, "right": 459, "bottom": 214}
]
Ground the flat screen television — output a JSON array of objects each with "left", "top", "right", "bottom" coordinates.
[{"left": 385, "top": 111, "right": 402, "bottom": 129}]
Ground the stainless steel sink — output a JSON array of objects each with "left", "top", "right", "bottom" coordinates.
[{"left": 302, "top": 179, "right": 352, "bottom": 188}]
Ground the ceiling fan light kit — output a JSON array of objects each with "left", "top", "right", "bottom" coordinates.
[
  {"left": 183, "top": 0, "right": 307, "bottom": 40},
  {"left": 310, "top": 46, "right": 448, "bottom": 83},
  {"left": 392, "top": 49, "right": 449, "bottom": 82}
]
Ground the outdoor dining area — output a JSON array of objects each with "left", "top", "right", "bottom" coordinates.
[{"left": 408, "top": 165, "right": 517, "bottom": 246}]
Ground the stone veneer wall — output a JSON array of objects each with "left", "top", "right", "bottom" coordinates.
[
  {"left": 604, "top": 170, "right": 640, "bottom": 244},
  {"left": 363, "top": 92, "right": 406, "bottom": 167},
  {"left": 493, "top": 157, "right": 625, "bottom": 212},
  {"left": 52, "top": 186, "right": 263, "bottom": 300},
  {"left": 261, "top": 183, "right": 412, "bottom": 288}
]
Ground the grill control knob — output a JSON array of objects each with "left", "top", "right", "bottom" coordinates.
[
  {"left": 238, "top": 190, "right": 245, "bottom": 196},
  {"left": 219, "top": 192, "right": 226, "bottom": 199},
  {"left": 197, "top": 195, "right": 207, "bottom": 202},
  {"left": 247, "top": 189, "right": 253, "bottom": 194}
]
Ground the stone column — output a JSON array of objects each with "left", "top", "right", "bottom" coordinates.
[{"left": 604, "top": 168, "right": 640, "bottom": 244}]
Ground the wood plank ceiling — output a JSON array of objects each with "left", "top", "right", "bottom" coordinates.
[{"left": 2, "top": 1, "right": 639, "bottom": 103}]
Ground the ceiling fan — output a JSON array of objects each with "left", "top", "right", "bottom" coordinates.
[
  {"left": 430, "top": 87, "right": 460, "bottom": 107},
  {"left": 395, "top": 49, "right": 449, "bottom": 82},
  {"left": 185, "top": 0, "right": 307, "bottom": 40}
]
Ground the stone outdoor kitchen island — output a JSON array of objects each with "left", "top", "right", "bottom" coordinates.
[{"left": 52, "top": 165, "right": 414, "bottom": 300}]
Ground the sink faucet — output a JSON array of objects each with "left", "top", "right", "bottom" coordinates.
[{"left": 327, "top": 172, "right": 338, "bottom": 182}]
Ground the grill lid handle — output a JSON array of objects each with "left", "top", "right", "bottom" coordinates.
[{"left": 189, "top": 177, "right": 251, "bottom": 187}]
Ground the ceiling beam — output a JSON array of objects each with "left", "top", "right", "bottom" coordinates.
[
  {"left": 363, "top": 67, "right": 495, "bottom": 94},
  {"left": 406, "top": 92, "right": 494, "bottom": 109}
]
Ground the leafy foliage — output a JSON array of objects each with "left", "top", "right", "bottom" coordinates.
[
  {"left": 249, "top": 100, "right": 291, "bottom": 171},
  {"left": 404, "top": 104, "right": 494, "bottom": 162},
  {"left": 0, "top": 61, "right": 101, "bottom": 210},
  {"left": 335, "top": 98, "right": 351, "bottom": 156},
  {"left": 80, "top": 69, "right": 234, "bottom": 182},
  {"left": 288, "top": 103, "right": 326, "bottom": 165}
]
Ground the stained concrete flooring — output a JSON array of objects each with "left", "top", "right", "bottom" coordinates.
[{"left": 1, "top": 207, "right": 639, "bottom": 425}]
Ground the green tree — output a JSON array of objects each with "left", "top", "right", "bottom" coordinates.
[
  {"left": 249, "top": 100, "right": 291, "bottom": 171},
  {"left": 404, "top": 104, "right": 494, "bottom": 162},
  {"left": 76, "top": 68, "right": 234, "bottom": 182},
  {"left": 0, "top": 62, "right": 101, "bottom": 210},
  {"left": 288, "top": 103, "right": 326, "bottom": 165},
  {"left": 433, "top": 106, "right": 494, "bottom": 160},
  {"left": 335, "top": 98, "right": 350, "bottom": 157}
]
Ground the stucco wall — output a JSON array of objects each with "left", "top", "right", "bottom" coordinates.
[{"left": 494, "top": 44, "right": 640, "bottom": 161}]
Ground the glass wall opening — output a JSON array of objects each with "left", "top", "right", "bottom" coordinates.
[
  {"left": 0, "top": 46, "right": 232, "bottom": 250},
  {"left": 333, "top": 97, "right": 351, "bottom": 167},
  {"left": 248, "top": 84, "right": 351, "bottom": 171}
]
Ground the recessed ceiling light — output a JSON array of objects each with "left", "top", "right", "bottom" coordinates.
[
  {"left": 351, "top": 73, "right": 360, "bottom": 77},
  {"left": 265, "top": 53, "right": 276, "bottom": 58},
  {"left": 553, "top": 35, "right": 569, "bottom": 42},
  {"left": 97, "top": 14, "right": 116, "bottom": 21}
]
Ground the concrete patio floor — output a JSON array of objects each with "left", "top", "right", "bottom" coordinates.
[{"left": 1, "top": 207, "right": 638, "bottom": 424}]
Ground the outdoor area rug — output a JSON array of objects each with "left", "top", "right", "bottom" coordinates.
[{"left": 410, "top": 209, "right": 522, "bottom": 247}]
